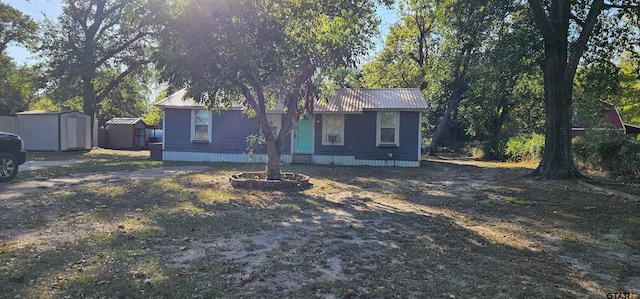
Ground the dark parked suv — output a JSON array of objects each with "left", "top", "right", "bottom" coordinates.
[{"left": 0, "top": 131, "right": 27, "bottom": 182}]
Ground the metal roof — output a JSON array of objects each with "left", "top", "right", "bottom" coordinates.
[
  {"left": 155, "top": 89, "right": 205, "bottom": 108},
  {"left": 15, "top": 110, "right": 79, "bottom": 115},
  {"left": 106, "top": 118, "right": 146, "bottom": 125},
  {"left": 156, "top": 88, "right": 429, "bottom": 113},
  {"left": 316, "top": 88, "right": 429, "bottom": 113}
]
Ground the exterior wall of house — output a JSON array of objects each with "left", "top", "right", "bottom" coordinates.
[
  {"left": 163, "top": 108, "right": 422, "bottom": 166},
  {"left": 164, "top": 108, "right": 265, "bottom": 154},
  {"left": 313, "top": 111, "right": 421, "bottom": 162}
]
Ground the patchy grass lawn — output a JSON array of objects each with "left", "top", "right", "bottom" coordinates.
[{"left": 1, "top": 149, "right": 639, "bottom": 298}]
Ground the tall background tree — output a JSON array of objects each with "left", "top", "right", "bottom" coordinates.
[
  {"left": 155, "top": 0, "right": 389, "bottom": 180},
  {"left": 527, "top": 0, "right": 640, "bottom": 179},
  {"left": 363, "top": 0, "right": 540, "bottom": 156},
  {"left": 38, "top": 0, "right": 158, "bottom": 134},
  {"left": 0, "top": 3, "right": 38, "bottom": 115}
]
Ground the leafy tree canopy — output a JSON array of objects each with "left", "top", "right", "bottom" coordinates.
[
  {"left": 0, "top": 2, "right": 37, "bottom": 55},
  {"left": 39, "top": 0, "right": 158, "bottom": 132},
  {"left": 155, "top": 0, "right": 388, "bottom": 179}
]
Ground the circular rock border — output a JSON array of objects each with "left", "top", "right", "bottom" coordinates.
[{"left": 229, "top": 172, "right": 311, "bottom": 190}]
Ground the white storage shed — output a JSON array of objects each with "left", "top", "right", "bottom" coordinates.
[{"left": 16, "top": 110, "right": 92, "bottom": 151}]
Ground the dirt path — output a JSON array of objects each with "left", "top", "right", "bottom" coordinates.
[{"left": 0, "top": 166, "right": 211, "bottom": 201}]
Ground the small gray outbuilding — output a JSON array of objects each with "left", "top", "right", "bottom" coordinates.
[
  {"left": 104, "top": 118, "right": 147, "bottom": 150},
  {"left": 16, "top": 110, "right": 92, "bottom": 151}
]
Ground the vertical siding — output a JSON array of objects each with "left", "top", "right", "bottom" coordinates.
[
  {"left": 0, "top": 116, "right": 18, "bottom": 134},
  {"left": 314, "top": 111, "right": 420, "bottom": 161},
  {"left": 164, "top": 108, "right": 421, "bottom": 165},
  {"left": 106, "top": 125, "right": 134, "bottom": 149},
  {"left": 18, "top": 114, "right": 60, "bottom": 151}
]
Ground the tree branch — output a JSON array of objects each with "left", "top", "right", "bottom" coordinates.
[
  {"left": 604, "top": 3, "right": 640, "bottom": 10},
  {"left": 566, "top": 0, "right": 606, "bottom": 83},
  {"left": 94, "top": 31, "right": 150, "bottom": 68},
  {"left": 527, "top": 0, "right": 555, "bottom": 42},
  {"left": 95, "top": 60, "right": 149, "bottom": 102}
]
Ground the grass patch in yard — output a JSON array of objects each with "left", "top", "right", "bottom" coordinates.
[{"left": 505, "top": 197, "right": 534, "bottom": 205}]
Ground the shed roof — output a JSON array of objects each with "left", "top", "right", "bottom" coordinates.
[
  {"left": 106, "top": 118, "right": 146, "bottom": 126},
  {"left": 16, "top": 110, "right": 79, "bottom": 115},
  {"left": 625, "top": 123, "right": 640, "bottom": 134},
  {"left": 316, "top": 88, "right": 428, "bottom": 113}
]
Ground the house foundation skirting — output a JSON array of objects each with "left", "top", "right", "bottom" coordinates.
[{"left": 163, "top": 151, "right": 420, "bottom": 167}]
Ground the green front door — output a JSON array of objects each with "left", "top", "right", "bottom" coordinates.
[{"left": 294, "top": 115, "right": 313, "bottom": 153}]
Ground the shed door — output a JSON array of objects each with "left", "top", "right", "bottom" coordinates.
[
  {"left": 135, "top": 128, "right": 146, "bottom": 148},
  {"left": 66, "top": 117, "right": 86, "bottom": 149},
  {"left": 76, "top": 118, "right": 86, "bottom": 148},
  {"left": 67, "top": 118, "right": 77, "bottom": 149}
]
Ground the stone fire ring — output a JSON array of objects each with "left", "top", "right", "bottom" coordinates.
[{"left": 229, "top": 172, "right": 311, "bottom": 190}]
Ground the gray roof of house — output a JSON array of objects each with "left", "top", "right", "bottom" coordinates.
[
  {"left": 156, "top": 88, "right": 428, "bottom": 113},
  {"left": 106, "top": 118, "right": 145, "bottom": 125},
  {"left": 155, "top": 89, "right": 249, "bottom": 109},
  {"left": 316, "top": 88, "right": 429, "bottom": 113},
  {"left": 154, "top": 89, "right": 206, "bottom": 109}
]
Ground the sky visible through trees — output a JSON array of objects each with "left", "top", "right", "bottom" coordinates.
[{"left": 4, "top": 0, "right": 398, "bottom": 65}]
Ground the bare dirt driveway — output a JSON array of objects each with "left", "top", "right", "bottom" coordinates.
[{"left": 0, "top": 150, "right": 639, "bottom": 298}]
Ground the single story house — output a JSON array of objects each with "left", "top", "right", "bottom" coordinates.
[
  {"left": 156, "top": 88, "right": 429, "bottom": 167},
  {"left": 16, "top": 110, "right": 91, "bottom": 151},
  {"left": 104, "top": 117, "right": 147, "bottom": 150},
  {"left": 572, "top": 100, "right": 640, "bottom": 137}
]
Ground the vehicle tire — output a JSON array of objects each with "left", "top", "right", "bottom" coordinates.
[{"left": 0, "top": 153, "right": 19, "bottom": 182}]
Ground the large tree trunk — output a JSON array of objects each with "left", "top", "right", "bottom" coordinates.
[
  {"left": 81, "top": 75, "right": 96, "bottom": 147},
  {"left": 429, "top": 73, "right": 467, "bottom": 156},
  {"left": 526, "top": 0, "right": 606, "bottom": 179},
  {"left": 429, "top": 91, "right": 463, "bottom": 155},
  {"left": 530, "top": 38, "right": 582, "bottom": 179}
]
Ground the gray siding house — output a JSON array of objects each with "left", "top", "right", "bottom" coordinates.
[{"left": 157, "top": 88, "right": 428, "bottom": 167}]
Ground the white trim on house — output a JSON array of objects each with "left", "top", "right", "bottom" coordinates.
[
  {"left": 164, "top": 151, "right": 269, "bottom": 163},
  {"left": 191, "top": 109, "right": 212, "bottom": 143},
  {"left": 162, "top": 109, "right": 166, "bottom": 151},
  {"left": 312, "top": 155, "right": 419, "bottom": 167},
  {"left": 418, "top": 111, "right": 423, "bottom": 161},
  {"left": 266, "top": 113, "right": 281, "bottom": 136},
  {"left": 322, "top": 114, "right": 345, "bottom": 146},
  {"left": 162, "top": 151, "right": 419, "bottom": 167},
  {"left": 376, "top": 111, "right": 400, "bottom": 147}
]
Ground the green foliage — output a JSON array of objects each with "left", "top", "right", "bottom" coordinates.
[
  {"left": 0, "top": 54, "right": 40, "bottom": 115},
  {"left": 29, "top": 97, "right": 60, "bottom": 111},
  {"left": 505, "top": 134, "right": 545, "bottom": 162},
  {"left": 39, "top": 0, "right": 157, "bottom": 120},
  {"left": 573, "top": 131, "right": 640, "bottom": 177},
  {"left": 142, "top": 105, "right": 163, "bottom": 127},
  {"left": 611, "top": 52, "right": 640, "bottom": 125},
  {"left": 155, "top": 0, "right": 385, "bottom": 178},
  {"left": 0, "top": 2, "right": 37, "bottom": 54}
]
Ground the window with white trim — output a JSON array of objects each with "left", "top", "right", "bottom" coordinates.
[
  {"left": 191, "top": 109, "right": 212, "bottom": 142},
  {"left": 266, "top": 114, "right": 281, "bottom": 137},
  {"left": 377, "top": 111, "right": 399, "bottom": 146},
  {"left": 322, "top": 114, "right": 344, "bottom": 145}
]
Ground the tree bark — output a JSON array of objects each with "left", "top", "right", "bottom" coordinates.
[
  {"left": 531, "top": 44, "right": 582, "bottom": 179},
  {"left": 526, "top": 0, "right": 606, "bottom": 179},
  {"left": 428, "top": 65, "right": 468, "bottom": 155}
]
